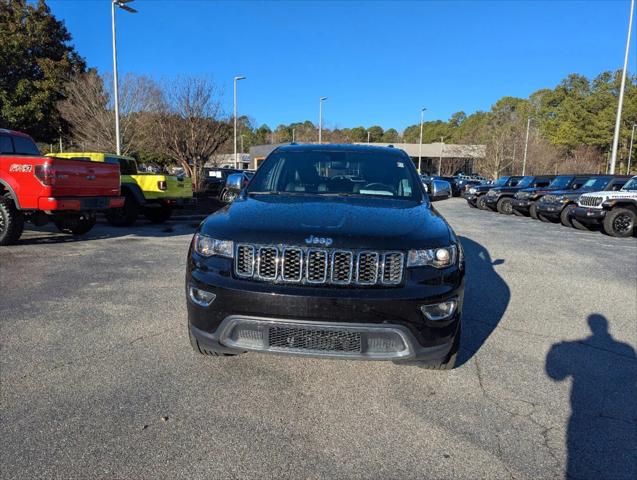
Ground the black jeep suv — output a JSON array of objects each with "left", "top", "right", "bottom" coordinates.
[
  {"left": 186, "top": 144, "right": 465, "bottom": 369},
  {"left": 484, "top": 175, "right": 554, "bottom": 214},
  {"left": 511, "top": 175, "right": 591, "bottom": 219},
  {"left": 464, "top": 176, "right": 523, "bottom": 209},
  {"left": 535, "top": 175, "right": 631, "bottom": 227}
]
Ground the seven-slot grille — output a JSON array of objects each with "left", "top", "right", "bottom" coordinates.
[
  {"left": 235, "top": 244, "right": 404, "bottom": 287},
  {"left": 541, "top": 194, "right": 558, "bottom": 203},
  {"left": 579, "top": 196, "right": 604, "bottom": 207}
]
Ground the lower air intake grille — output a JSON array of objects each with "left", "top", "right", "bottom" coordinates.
[{"left": 268, "top": 326, "right": 362, "bottom": 353}]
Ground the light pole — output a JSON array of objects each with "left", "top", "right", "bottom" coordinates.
[
  {"left": 233, "top": 75, "right": 246, "bottom": 169},
  {"left": 438, "top": 136, "right": 444, "bottom": 176},
  {"left": 319, "top": 97, "right": 327, "bottom": 144},
  {"left": 367, "top": 131, "right": 371, "bottom": 143},
  {"left": 111, "top": 0, "right": 137, "bottom": 156},
  {"left": 628, "top": 124, "right": 636, "bottom": 173},
  {"left": 292, "top": 128, "right": 296, "bottom": 143},
  {"left": 610, "top": 0, "right": 635, "bottom": 174},
  {"left": 418, "top": 107, "right": 426, "bottom": 173},
  {"left": 522, "top": 117, "right": 532, "bottom": 176}
]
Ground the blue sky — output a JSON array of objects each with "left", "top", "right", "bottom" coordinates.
[{"left": 48, "top": 0, "right": 636, "bottom": 131}]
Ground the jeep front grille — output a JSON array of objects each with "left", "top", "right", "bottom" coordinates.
[
  {"left": 541, "top": 194, "right": 557, "bottom": 203},
  {"left": 234, "top": 244, "right": 404, "bottom": 287},
  {"left": 579, "top": 196, "right": 603, "bottom": 207}
]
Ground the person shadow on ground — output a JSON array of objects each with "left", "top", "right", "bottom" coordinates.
[{"left": 545, "top": 314, "right": 637, "bottom": 480}]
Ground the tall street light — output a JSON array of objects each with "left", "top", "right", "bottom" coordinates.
[
  {"left": 438, "top": 136, "right": 444, "bottom": 176},
  {"left": 233, "top": 75, "right": 246, "bottom": 169},
  {"left": 292, "top": 128, "right": 296, "bottom": 143},
  {"left": 111, "top": 0, "right": 137, "bottom": 156},
  {"left": 319, "top": 97, "right": 328, "bottom": 144},
  {"left": 418, "top": 107, "right": 426, "bottom": 173},
  {"left": 628, "top": 124, "right": 636, "bottom": 173},
  {"left": 610, "top": 0, "right": 635, "bottom": 174},
  {"left": 522, "top": 117, "right": 532, "bottom": 176}
]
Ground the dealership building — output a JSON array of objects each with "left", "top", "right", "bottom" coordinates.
[{"left": 247, "top": 142, "right": 486, "bottom": 173}]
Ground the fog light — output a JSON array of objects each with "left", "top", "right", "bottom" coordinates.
[
  {"left": 421, "top": 300, "right": 457, "bottom": 321},
  {"left": 188, "top": 286, "right": 216, "bottom": 307}
]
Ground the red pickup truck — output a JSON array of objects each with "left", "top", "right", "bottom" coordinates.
[{"left": 0, "top": 129, "right": 124, "bottom": 245}]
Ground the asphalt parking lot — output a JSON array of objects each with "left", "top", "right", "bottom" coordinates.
[{"left": 1, "top": 198, "right": 635, "bottom": 480}]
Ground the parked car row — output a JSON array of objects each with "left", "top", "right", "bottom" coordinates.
[
  {"left": 0, "top": 128, "right": 195, "bottom": 245},
  {"left": 464, "top": 173, "right": 637, "bottom": 237}
]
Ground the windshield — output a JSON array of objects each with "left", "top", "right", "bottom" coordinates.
[
  {"left": 516, "top": 176, "right": 534, "bottom": 188},
  {"left": 582, "top": 177, "right": 610, "bottom": 190},
  {"left": 548, "top": 176, "right": 573, "bottom": 189},
  {"left": 248, "top": 150, "right": 422, "bottom": 200},
  {"left": 621, "top": 177, "right": 637, "bottom": 191}
]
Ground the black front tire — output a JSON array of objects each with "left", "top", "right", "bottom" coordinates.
[
  {"left": 572, "top": 218, "right": 593, "bottom": 231},
  {"left": 538, "top": 213, "right": 553, "bottom": 223},
  {"left": 188, "top": 327, "right": 240, "bottom": 357},
  {"left": 53, "top": 214, "right": 96, "bottom": 235},
  {"left": 602, "top": 208, "right": 636, "bottom": 238},
  {"left": 421, "top": 324, "right": 461, "bottom": 370},
  {"left": 144, "top": 206, "right": 173, "bottom": 224},
  {"left": 477, "top": 196, "right": 491, "bottom": 211},
  {"left": 496, "top": 197, "right": 514, "bottom": 215},
  {"left": 105, "top": 192, "right": 139, "bottom": 227},
  {"left": 560, "top": 204, "right": 576, "bottom": 227},
  {"left": 529, "top": 203, "right": 539, "bottom": 219},
  {"left": 0, "top": 197, "right": 24, "bottom": 246}
]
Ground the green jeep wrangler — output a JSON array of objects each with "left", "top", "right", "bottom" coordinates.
[{"left": 51, "top": 152, "right": 194, "bottom": 226}]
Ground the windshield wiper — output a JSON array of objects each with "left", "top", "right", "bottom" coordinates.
[{"left": 247, "top": 191, "right": 280, "bottom": 195}]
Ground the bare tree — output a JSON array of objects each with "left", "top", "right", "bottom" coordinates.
[
  {"left": 58, "top": 70, "right": 161, "bottom": 154},
  {"left": 153, "top": 77, "right": 230, "bottom": 192}
]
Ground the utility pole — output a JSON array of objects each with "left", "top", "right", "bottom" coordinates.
[
  {"left": 233, "top": 75, "right": 246, "bottom": 169},
  {"left": 292, "top": 128, "right": 296, "bottom": 143},
  {"left": 319, "top": 97, "right": 327, "bottom": 143},
  {"left": 609, "top": 0, "right": 635, "bottom": 174},
  {"left": 628, "top": 124, "right": 636, "bottom": 173},
  {"left": 438, "top": 137, "right": 444, "bottom": 176},
  {"left": 367, "top": 131, "right": 371, "bottom": 143},
  {"left": 522, "top": 117, "right": 531, "bottom": 176},
  {"left": 418, "top": 107, "right": 426, "bottom": 173}
]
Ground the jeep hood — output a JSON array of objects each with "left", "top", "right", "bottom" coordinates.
[
  {"left": 199, "top": 194, "right": 452, "bottom": 250},
  {"left": 580, "top": 190, "right": 636, "bottom": 199}
]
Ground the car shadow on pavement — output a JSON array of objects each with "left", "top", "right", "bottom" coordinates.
[
  {"left": 545, "top": 314, "right": 637, "bottom": 480},
  {"left": 456, "top": 236, "right": 509, "bottom": 367},
  {"left": 14, "top": 221, "right": 201, "bottom": 246}
]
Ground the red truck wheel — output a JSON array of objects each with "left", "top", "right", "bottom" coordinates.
[
  {"left": 0, "top": 197, "right": 25, "bottom": 246},
  {"left": 53, "top": 214, "right": 96, "bottom": 235}
]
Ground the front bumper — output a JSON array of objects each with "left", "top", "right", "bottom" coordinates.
[
  {"left": 511, "top": 198, "right": 533, "bottom": 213},
  {"left": 464, "top": 193, "right": 478, "bottom": 204},
  {"left": 187, "top": 256, "right": 464, "bottom": 363},
  {"left": 536, "top": 201, "right": 565, "bottom": 218},
  {"left": 572, "top": 206, "right": 605, "bottom": 223},
  {"left": 484, "top": 195, "right": 499, "bottom": 206},
  {"left": 38, "top": 196, "right": 124, "bottom": 212}
]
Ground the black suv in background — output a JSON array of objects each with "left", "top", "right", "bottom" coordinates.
[
  {"left": 187, "top": 144, "right": 465, "bottom": 370},
  {"left": 464, "top": 176, "right": 523, "bottom": 210},
  {"left": 510, "top": 175, "right": 591, "bottom": 219},
  {"left": 484, "top": 175, "right": 554, "bottom": 214},
  {"left": 535, "top": 175, "right": 631, "bottom": 226}
]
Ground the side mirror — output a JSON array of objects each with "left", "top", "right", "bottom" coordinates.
[
  {"left": 430, "top": 179, "right": 452, "bottom": 201},
  {"left": 225, "top": 173, "right": 243, "bottom": 193}
]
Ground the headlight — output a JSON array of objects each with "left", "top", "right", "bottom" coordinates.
[
  {"left": 487, "top": 189, "right": 498, "bottom": 196},
  {"left": 407, "top": 245, "right": 457, "bottom": 268},
  {"left": 468, "top": 187, "right": 476, "bottom": 194},
  {"left": 193, "top": 233, "right": 234, "bottom": 258}
]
